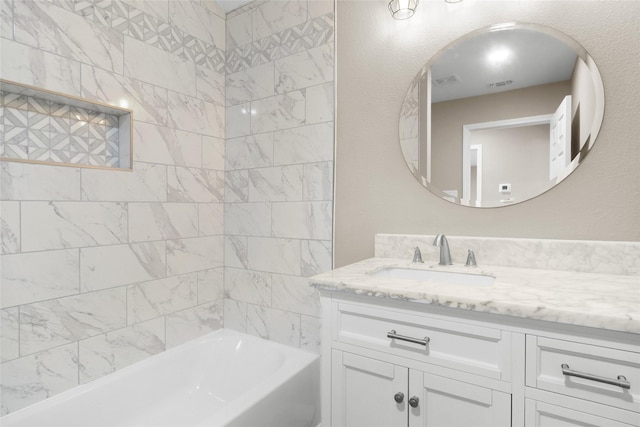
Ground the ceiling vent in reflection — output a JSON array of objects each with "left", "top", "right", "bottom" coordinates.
[
  {"left": 432, "top": 74, "right": 462, "bottom": 86},
  {"left": 487, "top": 79, "right": 514, "bottom": 88}
]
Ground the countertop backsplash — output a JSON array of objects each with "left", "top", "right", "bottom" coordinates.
[{"left": 375, "top": 234, "right": 640, "bottom": 276}]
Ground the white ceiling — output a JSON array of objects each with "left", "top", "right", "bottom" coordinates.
[
  {"left": 216, "top": 0, "right": 253, "bottom": 14},
  {"left": 431, "top": 28, "right": 578, "bottom": 103}
]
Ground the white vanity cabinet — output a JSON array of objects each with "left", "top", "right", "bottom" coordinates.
[
  {"left": 524, "top": 335, "right": 640, "bottom": 426},
  {"left": 322, "top": 296, "right": 517, "bottom": 427},
  {"left": 320, "top": 293, "right": 640, "bottom": 427}
]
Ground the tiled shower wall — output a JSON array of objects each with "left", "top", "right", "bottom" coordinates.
[
  {"left": 223, "top": 0, "right": 334, "bottom": 352},
  {"left": 0, "top": 0, "right": 226, "bottom": 414}
]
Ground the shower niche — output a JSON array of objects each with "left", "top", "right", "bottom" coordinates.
[{"left": 0, "top": 79, "right": 133, "bottom": 170}]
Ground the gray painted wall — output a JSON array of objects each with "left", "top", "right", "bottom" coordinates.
[{"left": 334, "top": 0, "right": 640, "bottom": 267}]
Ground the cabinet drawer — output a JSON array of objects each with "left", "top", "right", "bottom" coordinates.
[
  {"left": 332, "top": 302, "right": 511, "bottom": 379},
  {"left": 525, "top": 399, "right": 638, "bottom": 427},
  {"left": 526, "top": 335, "right": 640, "bottom": 413}
]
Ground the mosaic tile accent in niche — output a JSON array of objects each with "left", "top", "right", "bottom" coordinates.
[{"left": 0, "top": 91, "right": 120, "bottom": 167}]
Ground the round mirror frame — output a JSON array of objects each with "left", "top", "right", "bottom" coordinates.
[{"left": 399, "top": 22, "right": 605, "bottom": 208}]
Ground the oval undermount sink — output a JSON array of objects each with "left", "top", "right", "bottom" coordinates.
[{"left": 371, "top": 267, "right": 495, "bottom": 286}]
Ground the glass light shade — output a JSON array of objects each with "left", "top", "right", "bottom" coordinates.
[{"left": 388, "top": 0, "right": 419, "bottom": 20}]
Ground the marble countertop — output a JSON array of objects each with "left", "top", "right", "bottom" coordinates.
[{"left": 310, "top": 258, "right": 640, "bottom": 334}]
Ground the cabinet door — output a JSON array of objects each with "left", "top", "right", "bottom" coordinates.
[
  {"left": 408, "top": 370, "right": 511, "bottom": 427},
  {"left": 525, "top": 399, "right": 637, "bottom": 427},
  {"left": 331, "top": 350, "right": 408, "bottom": 427}
]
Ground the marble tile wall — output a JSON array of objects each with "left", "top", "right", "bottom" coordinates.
[
  {"left": 0, "top": 0, "right": 225, "bottom": 415},
  {"left": 223, "top": 0, "right": 334, "bottom": 354}
]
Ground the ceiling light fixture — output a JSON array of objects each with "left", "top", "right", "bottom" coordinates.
[{"left": 388, "top": 0, "right": 419, "bottom": 20}]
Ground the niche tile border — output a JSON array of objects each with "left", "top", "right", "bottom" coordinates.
[{"left": 0, "top": 79, "right": 133, "bottom": 171}]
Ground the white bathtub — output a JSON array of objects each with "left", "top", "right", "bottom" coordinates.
[{"left": 1, "top": 329, "right": 320, "bottom": 427}]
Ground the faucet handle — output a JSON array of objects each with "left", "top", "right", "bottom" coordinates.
[
  {"left": 412, "top": 247, "right": 424, "bottom": 263},
  {"left": 465, "top": 250, "right": 477, "bottom": 267}
]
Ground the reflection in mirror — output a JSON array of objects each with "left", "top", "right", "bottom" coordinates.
[{"left": 399, "top": 23, "right": 604, "bottom": 208}]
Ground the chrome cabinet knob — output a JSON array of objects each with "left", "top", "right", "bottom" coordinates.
[
  {"left": 409, "top": 396, "right": 419, "bottom": 408},
  {"left": 394, "top": 392, "right": 404, "bottom": 403}
]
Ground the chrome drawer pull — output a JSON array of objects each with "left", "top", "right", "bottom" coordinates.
[
  {"left": 561, "top": 364, "right": 631, "bottom": 390},
  {"left": 387, "top": 330, "right": 430, "bottom": 347}
]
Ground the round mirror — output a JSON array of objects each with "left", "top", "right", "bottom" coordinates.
[{"left": 399, "top": 22, "right": 604, "bottom": 207}]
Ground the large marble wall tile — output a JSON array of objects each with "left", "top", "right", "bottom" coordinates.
[
  {"left": 300, "top": 315, "right": 321, "bottom": 354},
  {"left": 1, "top": 161, "right": 80, "bottom": 201},
  {"left": 275, "top": 44, "right": 333, "bottom": 93},
  {"left": 306, "top": 82, "right": 334, "bottom": 124},
  {"left": 225, "top": 267, "right": 271, "bottom": 306},
  {"left": 0, "top": 39, "right": 81, "bottom": 96},
  {"left": 1, "top": 249, "right": 79, "bottom": 308},
  {"left": 14, "top": 1, "right": 124, "bottom": 74},
  {"left": 246, "top": 305, "right": 300, "bottom": 347},
  {"left": 135, "top": 123, "right": 201, "bottom": 168},
  {"left": 166, "top": 236, "right": 223, "bottom": 275},
  {"left": 124, "top": 38, "right": 195, "bottom": 97},
  {"left": 272, "top": 201, "right": 332, "bottom": 240},
  {"left": 301, "top": 239, "right": 332, "bottom": 276},
  {"left": 129, "top": 203, "right": 198, "bottom": 242},
  {"left": 271, "top": 273, "right": 320, "bottom": 317},
  {"left": 308, "top": 0, "right": 334, "bottom": 19},
  {"left": 0, "top": 201, "right": 20, "bottom": 254},
  {"left": 197, "top": 268, "right": 224, "bottom": 304},
  {"left": 223, "top": 298, "right": 247, "bottom": 332},
  {"left": 0, "top": 0, "right": 12, "bottom": 39},
  {"left": 225, "top": 170, "right": 249, "bottom": 202},
  {"left": 273, "top": 122, "right": 334, "bottom": 165},
  {"left": 80, "top": 242, "right": 166, "bottom": 292},
  {"left": 81, "top": 162, "right": 167, "bottom": 202},
  {"left": 226, "top": 133, "right": 274, "bottom": 171},
  {"left": 225, "top": 235, "right": 249, "bottom": 269},
  {"left": 123, "top": 0, "right": 169, "bottom": 21},
  {"left": 127, "top": 273, "right": 197, "bottom": 324},
  {"left": 168, "top": 91, "right": 224, "bottom": 138},
  {"left": 199, "top": 203, "right": 224, "bottom": 236},
  {"left": 202, "top": 136, "right": 225, "bottom": 171},
  {"left": 248, "top": 237, "right": 301, "bottom": 275},
  {"left": 226, "top": 103, "right": 251, "bottom": 138},
  {"left": 252, "top": 0, "right": 307, "bottom": 40},
  {"left": 165, "top": 300, "right": 223, "bottom": 348},
  {"left": 20, "top": 288, "right": 127, "bottom": 355},
  {"left": 227, "top": 62, "right": 275, "bottom": 106},
  {"left": 251, "top": 91, "right": 305, "bottom": 133},
  {"left": 21, "top": 202, "right": 128, "bottom": 251},
  {"left": 196, "top": 66, "right": 225, "bottom": 106},
  {"left": 79, "top": 318, "right": 165, "bottom": 384},
  {"left": 82, "top": 66, "right": 169, "bottom": 127},
  {"left": 167, "top": 167, "right": 223, "bottom": 203},
  {"left": 303, "top": 161, "right": 333, "bottom": 201},
  {"left": 248, "top": 165, "right": 303, "bottom": 202},
  {"left": 226, "top": 9, "right": 252, "bottom": 50},
  {"left": 168, "top": 1, "right": 224, "bottom": 47},
  {"left": 1, "top": 308, "right": 19, "bottom": 362},
  {"left": 225, "top": 202, "right": 271, "bottom": 237},
  {"left": 0, "top": 343, "right": 78, "bottom": 415}
]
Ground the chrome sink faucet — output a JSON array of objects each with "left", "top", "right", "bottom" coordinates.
[{"left": 432, "top": 234, "right": 452, "bottom": 265}]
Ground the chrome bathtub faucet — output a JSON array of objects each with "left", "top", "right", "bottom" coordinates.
[
  {"left": 432, "top": 234, "right": 452, "bottom": 265},
  {"left": 412, "top": 247, "right": 424, "bottom": 263}
]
